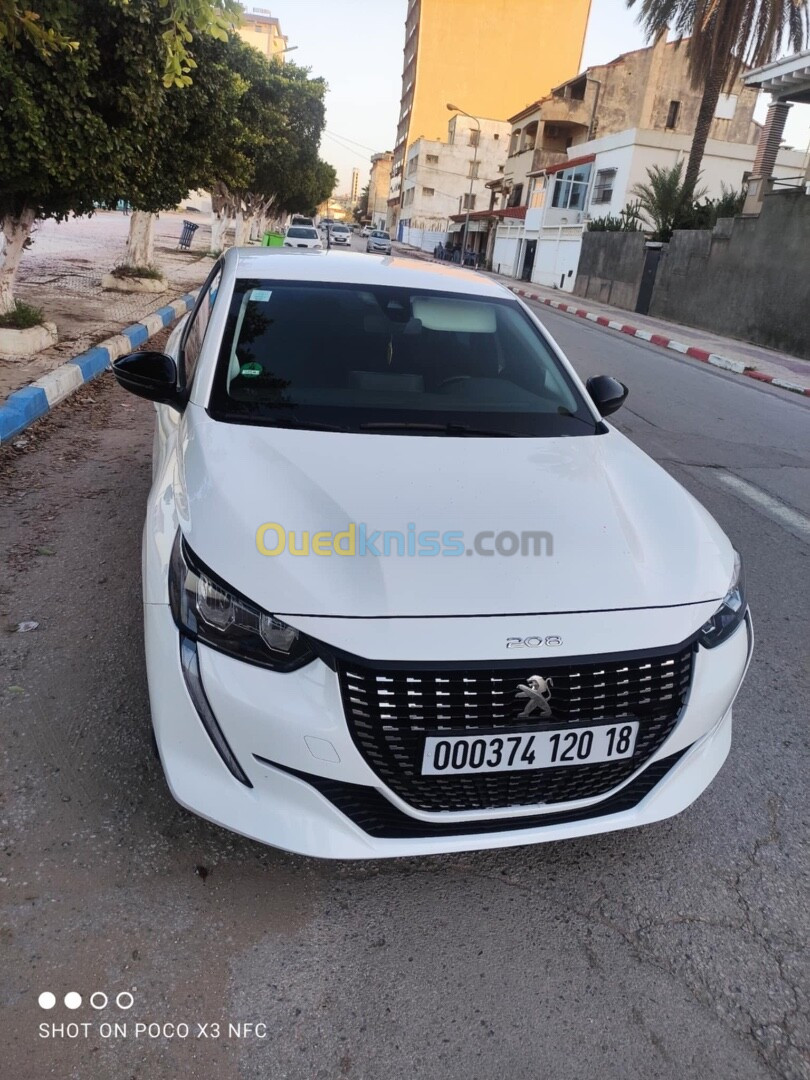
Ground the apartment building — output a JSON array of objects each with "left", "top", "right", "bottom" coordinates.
[
  {"left": 399, "top": 114, "right": 509, "bottom": 251},
  {"left": 367, "top": 152, "right": 393, "bottom": 230},
  {"left": 237, "top": 8, "right": 288, "bottom": 61},
  {"left": 387, "top": 0, "right": 591, "bottom": 234}
]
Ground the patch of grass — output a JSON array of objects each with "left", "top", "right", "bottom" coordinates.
[
  {"left": 0, "top": 301, "right": 44, "bottom": 330},
  {"left": 110, "top": 264, "right": 164, "bottom": 280}
]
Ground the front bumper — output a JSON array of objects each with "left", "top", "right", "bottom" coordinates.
[{"left": 144, "top": 603, "right": 752, "bottom": 858}]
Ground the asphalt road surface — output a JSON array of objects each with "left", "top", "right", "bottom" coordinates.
[{"left": 1, "top": 279, "right": 808, "bottom": 1080}]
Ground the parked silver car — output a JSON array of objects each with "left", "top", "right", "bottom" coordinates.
[{"left": 366, "top": 229, "right": 392, "bottom": 254}]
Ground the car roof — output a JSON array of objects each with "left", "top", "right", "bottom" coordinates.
[{"left": 227, "top": 249, "right": 512, "bottom": 298}]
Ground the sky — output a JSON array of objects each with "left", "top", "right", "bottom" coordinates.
[{"left": 260, "top": 0, "right": 810, "bottom": 195}]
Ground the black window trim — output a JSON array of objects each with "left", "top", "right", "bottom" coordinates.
[{"left": 179, "top": 257, "right": 224, "bottom": 392}]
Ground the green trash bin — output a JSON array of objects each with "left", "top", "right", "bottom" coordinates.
[{"left": 262, "top": 231, "right": 284, "bottom": 247}]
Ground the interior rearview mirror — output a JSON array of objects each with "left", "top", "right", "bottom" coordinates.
[
  {"left": 112, "top": 351, "right": 184, "bottom": 411},
  {"left": 586, "top": 375, "right": 629, "bottom": 418}
]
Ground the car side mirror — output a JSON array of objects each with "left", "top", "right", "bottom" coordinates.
[
  {"left": 586, "top": 375, "right": 628, "bottom": 417},
  {"left": 112, "top": 351, "right": 184, "bottom": 411}
]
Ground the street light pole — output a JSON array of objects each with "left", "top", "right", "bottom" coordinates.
[{"left": 447, "top": 103, "right": 480, "bottom": 265}]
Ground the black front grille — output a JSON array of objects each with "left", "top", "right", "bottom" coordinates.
[
  {"left": 254, "top": 747, "right": 690, "bottom": 839},
  {"left": 337, "top": 645, "right": 694, "bottom": 813}
]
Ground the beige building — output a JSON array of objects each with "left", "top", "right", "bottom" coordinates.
[
  {"left": 388, "top": 0, "right": 591, "bottom": 236},
  {"left": 487, "top": 36, "right": 806, "bottom": 287},
  {"left": 499, "top": 35, "right": 764, "bottom": 214},
  {"left": 237, "top": 8, "right": 288, "bottom": 61},
  {"left": 367, "top": 151, "right": 393, "bottom": 230}
]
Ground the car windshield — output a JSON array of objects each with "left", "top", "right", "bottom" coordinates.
[
  {"left": 208, "top": 280, "right": 597, "bottom": 437},
  {"left": 286, "top": 227, "right": 318, "bottom": 239},
  {"left": 332, "top": 225, "right": 349, "bottom": 232},
  {"left": 371, "top": 231, "right": 389, "bottom": 239}
]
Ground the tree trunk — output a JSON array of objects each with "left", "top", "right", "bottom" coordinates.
[
  {"left": 233, "top": 208, "right": 249, "bottom": 247},
  {"left": 682, "top": 64, "right": 726, "bottom": 205},
  {"left": 123, "top": 211, "right": 156, "bottom": 269},
  {"left": 0, "top": 208, "right": 36, "bottom": 316},
  {"left": 210, "top": 210, "right": 228, "bottom": 253}
]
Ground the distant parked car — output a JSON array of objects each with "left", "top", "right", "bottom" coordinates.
[
  {"left": 360, "top": 224, "right": 373, "bottom": 237},
  {"left": 366, "top": 229, "right": 392, "bottom": 254},
  {"left": 283, "top": 225, "right": 322, "bottom": 250},
  {"left": 329, "top": 223, "right": 352, "bottom": 246},
  {"left": 290, "top": 215, "right": 315, "bottom": 227}
]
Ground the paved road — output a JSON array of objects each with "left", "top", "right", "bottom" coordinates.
[{"left": 1, "top": 275, "right": 808, "bottom": 1080}]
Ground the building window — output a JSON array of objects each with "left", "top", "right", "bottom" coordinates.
[
  {"left": 469, "top": 128, "right": 480, "bottom": 147},
  {"left": 507, "top": 182, "right": 524, "bottom": 207},
  {"left": 407, "top": 156, "right": 418, "bottom": 175},
  {"left": 422, "top": 187, "right": 434, "bottom": 197},
  {"left": 551, "top": 163, "right": 592, "bottom": 211},
  {"left": 468, "top": 160, "right": 480, "bottom": 179},
  {"left": 592, "top": 168, "right": 616, "bottom": 205},
  {"left": 462, "top": 193, "right": 477, "bottom": 210},
  {"left": 426, "top": 153, "right": 439, "bottom": 165},
  {"left": 509, "top": 128, "right": 521, "bottom": 156},
  {"left": 666, "top": 100, "right": 681, "bottom": 129},
  {"left": 493, "top": 133, "right": 500, "bottom": 140}
]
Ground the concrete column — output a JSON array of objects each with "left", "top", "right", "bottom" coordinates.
[{"left": 743, "top": 99, "right": 792, "bottom": 214}]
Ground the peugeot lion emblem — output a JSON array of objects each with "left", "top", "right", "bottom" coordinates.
[{"left": 516, "top": 675, "right": 554, "bottom": 718}]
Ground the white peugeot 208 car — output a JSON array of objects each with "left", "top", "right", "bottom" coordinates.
[{"left": 113, "top": 248, "right": 752, "bottom": 859}]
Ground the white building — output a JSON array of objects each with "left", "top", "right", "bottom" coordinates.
[
  {"left": 398, "top": 114, "right": 510, "bottom": 252},
  {"left": 492, "top": 130, "right": 807, "bottom": 289}
]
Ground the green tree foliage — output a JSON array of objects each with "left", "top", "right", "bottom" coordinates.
[
  {"left": 587, "top": 202, "right": 643, "bottom": 231},
  {"left": 630, "top": 161, "right": 707, "bottom": 240},
  {"left": 0, "top": 0, "right": 240, "bottom": 86},
  {"left": 353, "top": 184, "right": 369, "bottom": 222},
  {"left": 214, "top": 41, "right": 336, "bottom": 226},
  {"left": 627, "top": 0, "right": 809, "bottom": 202}
]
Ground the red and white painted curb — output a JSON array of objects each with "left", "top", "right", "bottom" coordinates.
[{"left": 510, "top": 286, "right": 810, "bottom": 398}]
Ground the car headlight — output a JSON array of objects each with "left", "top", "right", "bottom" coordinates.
[
  {"left": 169, "top": 532, "right": 316, "bottom": 671},
  {"left": 699, "top": 551, "right": 747, "bottom": 648}
]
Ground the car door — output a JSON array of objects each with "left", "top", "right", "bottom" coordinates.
[{"left": 152, "top": 261, "right": 222, "bottom": 482}]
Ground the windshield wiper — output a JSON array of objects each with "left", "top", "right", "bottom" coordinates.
[
  {"left": 263, "top": 416, "right": 345, "bottom": 432},
  {"left": 359, "top": 421, "right": 519, "bottom": 437}
]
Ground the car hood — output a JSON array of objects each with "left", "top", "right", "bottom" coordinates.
[{"left": 177, "top": 406, "right": 732, "bottom": 618}]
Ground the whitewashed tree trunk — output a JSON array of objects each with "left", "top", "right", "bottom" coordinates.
[
  {"left": 233, "top": 208, "right": 249, "bottom": 247},
  {"left": 0, "top": 208, "right": 36, "bottom": 315},
  {"left": 210, "top": 210, "right": 228, "bottom": 253},
  {"left": 123, "top": 211, "right": 156, "bottom": 268}
]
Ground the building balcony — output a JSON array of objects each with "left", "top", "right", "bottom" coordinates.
[
  {"left": 531, "top": 146, "right": 571, "bottom": 173},
  {"left": 540, "top": 95, "right": 593, "bottom": 128}
]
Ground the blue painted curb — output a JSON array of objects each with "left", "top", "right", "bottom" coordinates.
[{"left": 0, "top": 292, "right": 196, "bottom": 446}]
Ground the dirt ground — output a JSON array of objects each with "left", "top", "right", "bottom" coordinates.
[{"left": 1, "top": 213, "right": 212, "bottom": 400}]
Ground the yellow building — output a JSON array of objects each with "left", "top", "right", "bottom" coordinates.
[
  {"left": 237, "top": 9, "right": 288, "bottom": 61},
  {"left": 390, "top": 0, "right": 592, "bottom": 224}
]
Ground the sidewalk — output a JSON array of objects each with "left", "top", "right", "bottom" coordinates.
[
  {"left": 392, "top": 242, "right": 810, "bottom": 397},
  {"left": 1, "top": 211, "right": 213, "bottom": 401}
]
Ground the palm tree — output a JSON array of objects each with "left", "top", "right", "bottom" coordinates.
[
  {"left": 627, "top": 0, "right": 809, "bottom": 203},
  {"left": 631, "top": 161, "right": 706, "bottom": 239}
]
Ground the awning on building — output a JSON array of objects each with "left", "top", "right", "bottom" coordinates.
[
  {"left": 744, "top": 49, "right": 810, "bottom": 103},
  {"left": 528, "top": 153, "right": 595, "bottom": 178}
]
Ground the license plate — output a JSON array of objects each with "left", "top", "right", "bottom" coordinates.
[{"left": 421, "top": 722, "right": 639, "bottom": 776}]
